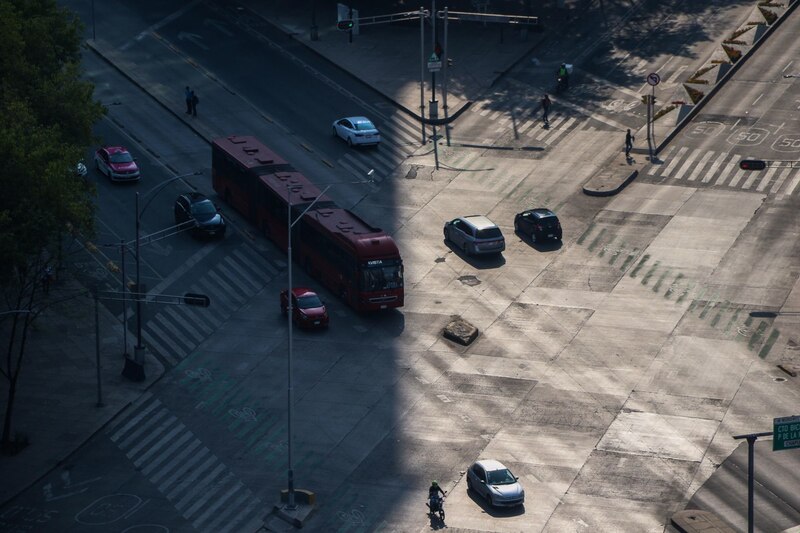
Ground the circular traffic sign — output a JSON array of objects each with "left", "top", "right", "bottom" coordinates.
[{"left": 647, "top": 72, "right": 661, "bottom": 86}]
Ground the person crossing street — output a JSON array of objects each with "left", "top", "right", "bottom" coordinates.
[{"left": 541, "top": 94, "right": 551, "bottom": 127}]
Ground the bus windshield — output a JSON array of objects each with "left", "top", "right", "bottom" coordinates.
[{"left": 360, "top": 260, "right": 403, "bottom": 291}]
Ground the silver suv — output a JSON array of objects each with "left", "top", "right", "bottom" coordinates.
[{"left": 443, "top": 215, "right": 505, "bottom": 256}]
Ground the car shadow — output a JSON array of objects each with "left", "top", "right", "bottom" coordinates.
[
  {"left": 515, "top": 230, "right": 563, "bottom": 252},
  {"left": 466, "top": 488, "right": 526, "bottom": 517},
  {"left": 443, "top": 240, "right": 506, "bottom": 269}
]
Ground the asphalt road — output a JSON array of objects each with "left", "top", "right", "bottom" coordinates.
[{"left": 3, "top": 0, "right": 799, "bottom": 532}]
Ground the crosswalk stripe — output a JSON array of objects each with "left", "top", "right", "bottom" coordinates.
[
  {"left": 188, "top": 285, "right": 223, "bottom": 328},
  {"left": 192, "top": 480, "right": 244, "bottom": 528},
  {"left": 647, "top": 146, "right": 675, "bottom": 175},
  {"left": 141, "top": 430, "right": 194, "bottom": 475},
  {"left": 143, "top": 321, "right": 185, "bottom": 363},
  {"left": 179, "top": 467, "right": 231, "bottom": 515},
  {"left": 153, "top": 313, "right": 195, "bottom": 353},
  {"left": 716, "top": 155, "right": 741, "bottom": 185},
  {"left": 756, "top": 166, "right": 780, "bottom": 192},
  {"left": 142, "top": 329, "right": 179, "bottom": 366},
  {"left": 785, "top": 171, "right": 800, "bottom": 195},
  {"left": 110, "top": 399, "right": 162, "bottom": 442},
  {"left": 167, "top": 455, "right": 218, "bottom": 500},
  {"left": 163, "top": 306, "right": 205, "bottom": 343},
  {"left": 213, "top": 265, "right": 255, "bottom": 298},
  {"left": 173, "top": 305, "right": 212, "bottom": 336},
  {"left": 204, "top": 490, "right": 255, "bottom": 532},
  {"left": 727, "top": 166, "right": 747, "bottom": 188},
  {"left": 672, "top": 148, "right": 702, "bottom": 181},
  {"left": 341, "top": 152, "right": 373, "bottom": 175},
  {"left": 660, "top": 146, "right": 689, "bottom": 178},
  {"left": 687, "top": 150, "right": 715, "bottom": 181},
  {"left": 106, "top": 392, "right": 153, "bottom": 432},
  {"left": 219, "top": 497, "right": 264, "bottom": 533},
  {"left": 133, "top": 423, "right": 186, "bottom": 467},
  {"left": 703, "top": 152, "right": 730, "bottom": 183},
  {"left": 232, "top": 245, "right": 279, "bottom": 278},
  {"left": 151, "top": 440, "right": 204, "bottom": 485},
  {"left": 544, "top": 117, "right": 576, "bottom": 144},
  {"left": 770, "top": 167, "right": 793, "bottom": 194},
  {"left": 126, "top": 415, "right": 177, "bottom": 458},
  {"left": 206, "top": 270, "right": 246, "bottom": 306},
  {"left": 221, "top": 257, "right": 260, "bottom": 292},
  {"left": 518, "top": 120, "right": 535, "bottom": 134},
  {"left": 119, "top": 409, "right": 168, "bottom": 450}
]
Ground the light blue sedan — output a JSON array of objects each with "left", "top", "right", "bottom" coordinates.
[
  {"left": 332, "top": 116, "right": 381, "bottom": 147},
  {"left": 466, "top": 459, "right": 525, "bottom": 507}
]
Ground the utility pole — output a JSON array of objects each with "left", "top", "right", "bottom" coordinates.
[{"left": 419, "top": 6, "right": 426, "bottom": 145}]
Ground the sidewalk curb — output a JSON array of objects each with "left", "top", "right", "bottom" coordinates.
[{"left": 583, "top": 169, "right": 638, "bottom": 197}]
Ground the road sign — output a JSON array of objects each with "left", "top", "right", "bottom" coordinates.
[
  {"left": 647, "top": 72, "right": 661, "bottom": 86},
  {"left": 773, "top": 415, "right": 800, "bottom": 451},
  {"left": 428, "top": 53, "right": 442, "bottom": 72}
]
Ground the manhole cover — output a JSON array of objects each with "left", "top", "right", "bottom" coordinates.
[{"left": 458, "top": 275, "right": 480, "bottom": 286}]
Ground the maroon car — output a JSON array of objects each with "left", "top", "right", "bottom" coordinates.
[
  {"left": 280, "top": 287, "right": 329, "bottom": 329},
  {"left": 94, "top": 146, "right": 140, "bottom": 181}
]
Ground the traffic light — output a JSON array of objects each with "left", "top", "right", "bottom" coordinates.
[
  {"left": 739, "top": 159, "right": 767, "bottom": 171},
  {"left": 184, "top": 293, "right": 210, "bottom": 307},
  {"left": 337, "top": 19, "right": 354, "bottom": 31}
]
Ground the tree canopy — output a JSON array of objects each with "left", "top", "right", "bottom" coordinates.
[{"left": 0, "top": 0, "right": 104, "bottom": 287}]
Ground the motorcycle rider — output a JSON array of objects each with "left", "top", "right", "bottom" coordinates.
[
  {"left": 557, "top": 63, "right": 569, "bottom": 91},
  {"left": 428, "top": 480, "right": 446, "bottom": 512}
]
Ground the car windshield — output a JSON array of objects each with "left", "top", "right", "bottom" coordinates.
[
  {"left": 487, "top": 468, "right": 517, "bottom": 485},
  {"left": 360, "top": 263, "right": 403, "bottom": 291},
  {"left": 191, "top": 200, "right": 216, "bottom": 218},
  {"left": 109, "top": 152, "right": 133, "bottom": 164},
  {"left": 296, "top": 294, "right": 323, "bottom": 309},
  {"left": 355, "top": 121, "right": 376, "bottom": 131},
  {"left": 476, "top": 227, "right": 503, "bottom": 239}
]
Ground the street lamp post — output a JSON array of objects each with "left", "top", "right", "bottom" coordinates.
[
  {"left": 285, "top": 183, "right": 331, "bottom": 509},
  {"left": 283, "top": 171, "right": 374, "bottom": 509},
  {"left": 123, "top": 170, "right": 202, "bottom": 382}
]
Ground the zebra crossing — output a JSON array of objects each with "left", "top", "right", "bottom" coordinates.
[
  {"left": 133, "top": 244, "right": 281, "bottom": 367},
  {"left": 467, "top": 98, "right": 615, "bottom": 148},
  {"left": 644, "top": 146, "right": 800, "bottom": 197},
  {"left": 336, "top": 108, "right": 424, "bottom": 181},
  {"left": 106, "top": 392, "right": 266, "bottom": 532}
]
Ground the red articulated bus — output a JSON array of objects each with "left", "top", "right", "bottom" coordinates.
[{"left": 211, "top": 135, "right": 404, "bottom": 311}]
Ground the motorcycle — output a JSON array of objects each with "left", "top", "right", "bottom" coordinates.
[
  {"left": 556, "top": 73, "right": 569, "bottom": 93},
  {"left": 427, "top": 493, "right": 446, "bottom": 521}
]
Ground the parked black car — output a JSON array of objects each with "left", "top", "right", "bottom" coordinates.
[
  {"left": 174, "top": 192, "right": 226, "bottom": 238},
  {"left": 514, "top": 208, "right": 562, "bottom": 243}
]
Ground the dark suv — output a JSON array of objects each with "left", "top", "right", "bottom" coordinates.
[
  {"left": 174, "top": 192, "right": 226, "bottom": 238},
  {"left": 514, "top": 208, "right": 562, "bottom": 243}
]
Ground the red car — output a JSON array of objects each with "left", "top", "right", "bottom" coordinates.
[
  {"left": 280, "top": 287, "right": 329, "bottom": 329},
  {"left": 94, "top": 146, "right": 140, "bottom": 181}
]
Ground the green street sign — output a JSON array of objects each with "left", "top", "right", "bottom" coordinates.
[{"left": 773, "top": 415, "right": 800, "bottom": 451}]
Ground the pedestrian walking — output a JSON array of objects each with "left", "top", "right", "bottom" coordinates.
[
  {"left": 191, "top": 90, "right": 199, "bottom": 118},
  {"left": 541, "top": 94, "right": 551, "bottom": 127},
  {"left": 625, "top": 129, "right": 634, "bottom": 158},
  {"left": 185, "top": 86, "right": 192, "bottom": 114}
]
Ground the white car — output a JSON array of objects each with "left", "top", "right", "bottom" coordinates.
[{"left": 332, "top": 116, "right": 381, "bottom": 147}]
